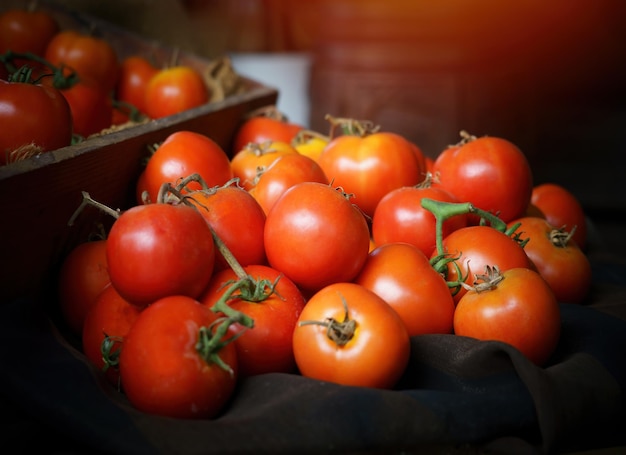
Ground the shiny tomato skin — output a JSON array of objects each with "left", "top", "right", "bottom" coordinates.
[
  {"left": 140, "top": 131, "right": 233, "bottom": 203},
  {"left": 433, "top": 136, "right": 533, "bottom": 223},
  {"left": 454, "top": 267, "right": 561, "bottom": 366},
  {"left": 116, "top": 55, "right": 158, "bottom": 114},
  {"left": 58, "top": 239, "right": 111, "bottom": 336},
  {"left": 44, "top": 29, "right": 119, "bottom": 92},
  {"left": 509, "top": 216, "right": 591, "bottom": 304},
  {"left": 81, "top": 283, "right": 142, "bottom": 386},
  {"left": 230, "top": 140, "right": 298, "bottom": 191},
  {"left": 0, "top": 8, "right": 59, "bottom": 56},
  {"left": 189, "top": 184, "right": 267, "bottom": 272},
  {"left": 372, "top": 185, "right": 468, "bottom": 257},
  {"left": 434, "top": 225, "right": 534, "bottom": 304},
  {"left": 264, "top": 182, "right": 371, "bottom": 293},
  {"left": 0, "top": 79, "right": 72, "bottom": 164},
  {"left": 292, "top": 282, "right": 410, "bottom": 389},
  {"left": 144, "top": 65, "right": 209, "bottom": 119},
  {"left": 355, "top": 242, "right": 455, "bottom": 336},
  {"left": 119, "top": 295, "right": 237, "bottom": 419},
  {"left": 317, "top": 132, "right": 424, "bottom": 217},
  {"left": 233, "top": 115, "right": 303, "bottom": 156},
  {"left": 106, "top": 203, "right": 215, "bottom": 306},
  {"left": 531, "top": 183, "right": 587, "bottom": 250},
  {"left": 201, "top": 264, "right": 306, "bottom": 377},
  {"left": 250, "top": 152, "right": 329, "bottom": 215}
]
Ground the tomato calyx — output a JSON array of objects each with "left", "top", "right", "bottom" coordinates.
[
  {"left": 298, "top": 295, "right": 357, "bottom": 346},
  {"left": 100, "top": 332, "right": 123, "bottom": 374},
  {"left": 462, "top": 265, "right": 505, "bottom": 293},
  {"left": 325, "top": 114, "right": 380, "bottom": 139},
  {"left": 291, "top": 129, "right": 330, "bottom": 147},
  {"left": 1, "top": 49, "right": 78, "bottom": 88}
]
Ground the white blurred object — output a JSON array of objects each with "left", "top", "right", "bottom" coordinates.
[{"left": 229, "top": 53, "right": 312, "bottom": 128}]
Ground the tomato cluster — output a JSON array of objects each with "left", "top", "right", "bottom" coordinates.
[{"left": 0, "top": 6, "right": 212, "bottom": 166}]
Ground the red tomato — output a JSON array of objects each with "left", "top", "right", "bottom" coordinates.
[
  {"left": 232, "top": 112, "right": 303, "bottom": 155},
  {"left": 57, "top": 239, "right": 111, "bottom": 336},
  {"left": 230, "top": 140, "right": 298, "bottom": 191},
  {"left": 318, "top": 131, "right": 425, "bottom": 217},
  {"left": 509, "top": 216, "right": 591, "bottom": 304},
  {"left": 119, "top": 295, "right": 238, "bottom": 419},
  {"left": 189, "top": 184, "right": 267, "bottom": 272},
  {"left": 0, "top": 78, "right": 72, "bottom": 165},
  {"left": 116, "top": 55, "right": 158, "bottom": 114},
  {"left": 81, "top": 284, "right": 142, "bottom": 386},
  {"left": 0, "top": 8, "right": 59, "bottom": 56},
  {"left": 106, "top": 202, "right": 215, "bottom": 306},
  {"left": 140, "top": 131, "right": 233, "bottom": 203},
  {"left": 59, "top": 80, "right": 113, "bottom": 137},
  {"left": 143, "top": 65, "right": 209, "bottom": 119},
  {"left": 433, "top": 225, "right": 534, "bottom": 303},
  {"left": 201, "top": 264, "right": 306, "bottom": 377},
  {"left": 293, "top": 282, "right": 410, "bottom": 389},
  {"left": 44, "top": 29, "right": 119, "bottom": 93},
  {"left": 354, "top": 242, "right": 455, "bottom": 336},
  {"left": 433, "top": 135, "right": 533, "bottom": 223},
  {"left": 531, "top": 183, "right": 587, "bottom": 250},
  {"left": 372, "top": 185, "right": 468, "bottom": 257},
  {"left": 249, "top": 152, "right": 329, "bottom": 215},
  {"left": 264, "top": 182, "right": 371, "bottom": 293},
  {"left": 454, "top": 267, "right": 561, "bottom": 366}
]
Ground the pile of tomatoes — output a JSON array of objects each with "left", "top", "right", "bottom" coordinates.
[
  {"left": 57, "top": 107, "right": 593, "bottom": 420},
  {"left": 0, "top": 5, "right": 212, "bottom": 165}
]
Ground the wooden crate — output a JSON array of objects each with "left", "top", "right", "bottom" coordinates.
[{"left": 0, "top": 2, "right": 278, "bottom": 303}]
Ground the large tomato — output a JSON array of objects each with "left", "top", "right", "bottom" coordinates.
[
  {"left": 119, "top": 295, "right": 238, "bottom": 419},
  {"left": 264, "top": 182, "right": 371, "bottom": 293},
  {"left": 372, "top": 184, "right": 468, "bottom": 257},
  {"left": 0, "top": 7, "right": 59, "bottom": 56},
  {"left": 57, "top": 239, "right": 111, "bottom": 336},
  {"left": 0, "top": 78, "right": 72, "bottom": 165},
  {"left": 201, "top": 264, "right": 306, "bottom": 377},
  {"left": 230, "top": 140, "right": 298, "bottom": 191},
  {"left": 115, "top": 55, "right": 158, "bottom": 114},
  {"left": 454, "top": 267, "right": 561, "bottom": 366},
  {"left": 139, "top": 131, "right": 233, "bottom": 204},
  {"left": 106, "top": 202, "right": 215, "bottom": 306},
  {"left": 508, "top": 216, "right": 591, "bottom": 304},
  {"left": 292, "top": 282, "right": 410, "bottom": 389},
  {"left": 143, "top": 65, "right": 209, "bottom": 119},
  {"left": 189, "top": 183, "right": 267, "bottom": 272},
  {"left": 433, "top": 225, "right": 534, "bottom": 303},
  {"left": 531, "top": 183, "right": 587, "bottom": 250},
  {"left": 232, "top": 108, "right": 303, "bottom": 155},
  {"left": 44, "top": 29, "right": 119, "bottom": 93},
  {"left": 354, "top": 242, "right": 455, "bottom": 336},
  {"left": 317, "top": 131, "right": 425, "bottom": 217},
  {"left": 433, "top": 134, "right": 533, "bottom": 223}
]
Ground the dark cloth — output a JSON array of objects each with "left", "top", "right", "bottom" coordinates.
[{"left": 1, "top": 264, "right": 625, "bottom": 455}]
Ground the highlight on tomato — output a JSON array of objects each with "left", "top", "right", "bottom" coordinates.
[
  {"left": 453, "top": 266, "right": 561, "bottom": 366},
  {"left": 143, "top": 65, "right": 209, "bottom": 119},
  {"left": 292, "top": 282, "right": 410, "bottom": 389}
]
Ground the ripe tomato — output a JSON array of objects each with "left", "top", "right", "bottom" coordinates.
[
  {"left": 189, "top": 184, "right": 267, "bottom": 272},
  {"left": 0, "top": 78, "right": 72, "bottom": 165},
  {"left": 433, "top": 135, "right": 533, "bottom": 223},
  {"left": 264, "top": 182, "right": 371, "bottom": 293},
  {"left": 115, "top": 55, "right": 158, "bottom": 114},
  {"left": 140, "top": 131, "right": 233, "bottom": 203},
  {"left": 293, "top": 282, "right": 410, "bottom": 389},
  {"left": 372, "top": 185, "right": 468, "bottom": 257},
  {"left": 232, "top": 110, "right": 303, "bottom": 155},
  {"left": 143, "top": 65, "right": 209, "bottom": 119},
  {"left": 119, "top": 295, "right": 238, "bottom": 419},
  {"left": 230, "top": 140, "right": 298, "bottom": 191},
  {"left": 354, "top": 242, "right": 455, "bottom": 336},
  {"left": 0, "top": 8, "right": 59, "bottom": 56},
  {"left": 317, "top": 131, "right": 425, "bottom": 217},
  {"left": 44, "top": 29, "right": 119, "bottom": 93},
  {"left": 454, "top": 267, "right": 561, "bottom": 366},
  {"left": 58, "top": 80, "right": 113, "bottom": 137},
  {"left": 531, "top": 183, "right": 587, "bottom": 250},
  {"left": 508, "top": 216, "right": 591, "bottom": 304},
  {"left": 433, "top": 225, "right": 534, "bottom": 303},
  {"left": 81, "top": 283, "right": 142, "bottom": 386},
  {"left": 57, "top": 239, "right": 111, "bottom": 336},
  {"left": 249, "top": 152, "right": 329, "bottom": 215},
  {"left": 201, "top": 264, "right": 306, "bottom": 377},
  {"left": 106, "top": 202, "right": 215, "bottom": 306}
]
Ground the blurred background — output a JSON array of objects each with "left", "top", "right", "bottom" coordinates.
[{"left": 54, "top": 0, "right": 626, "bottom": 220}]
